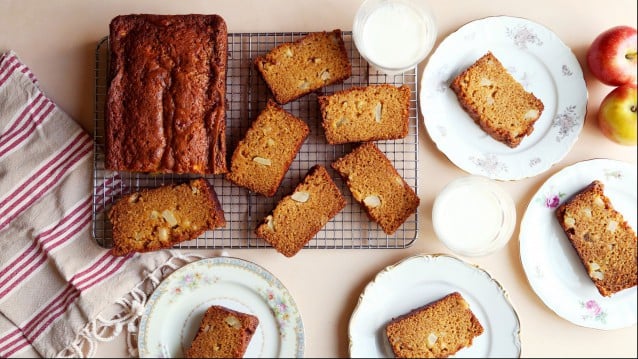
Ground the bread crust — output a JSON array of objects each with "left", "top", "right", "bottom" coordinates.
[
  {"left": 105, "top": 14, "right": 228, "bottom": 174},
  {"left": 319, "top": 84, "right": 410, "bottom": 144},
  {"left": 255, "top": 30, "right": 351, "bottom": 104},
  {"left": 108, "top": 178, "right": 226, "bottom": 256},
  {"left": 555, "top": 180, "right": 637, "bottom": 296},
  {"left": 385, "top": 292, "right": 484, "bottom": 358},
  {"left": 450, "top": 52, "right": 544, "bottom": 148},
  {"left": 225, "top": 99, "right": 310, "bottom": 197},
  {"left": 255, "top": 165, "right": 346, "bottom": 257},
  {"left": 185, "top": 305, "right": 259, "bottom": 358},
  {"left": 331, "top": 142, "right": 419, "bottom": 234}
]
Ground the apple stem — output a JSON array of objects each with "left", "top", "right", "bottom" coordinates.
[{"left": 627, "top": 50, "right": 637, "bottom": 61}]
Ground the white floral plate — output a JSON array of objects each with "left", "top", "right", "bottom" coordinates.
[
  {"left": 348, "top": 254, "right": 521, "bottom": 357},
  {"left": 420, "top": 16, "right": 587, "bottom": 180},
  {"left": 519, "top": 158, "right": 637, "bottom": 329},
  {"left": 138, "top": 256, "right": 304, "bottom": 357}
]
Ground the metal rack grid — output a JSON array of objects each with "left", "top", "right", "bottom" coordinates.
[{"left": 92, "top": 31, "right": 419, "bottom": 250}]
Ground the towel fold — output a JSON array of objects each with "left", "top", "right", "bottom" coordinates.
[{"left": 0, "top": 50, "right": 194, "bottom": 358}]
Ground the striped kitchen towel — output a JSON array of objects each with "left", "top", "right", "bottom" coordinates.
[{"left": 0, "top": 51, "right": 197, "bottom": 358}]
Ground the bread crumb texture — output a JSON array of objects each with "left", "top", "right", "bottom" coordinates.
[
  {"left": 332, "top": 142, "right": 419, "bottom": 234},
  {"left": 555, "top": 180, "right": 637, "bottom": 297},
  {"left": 255, "top": 165, "right": 346, "bottom": 257},
  {"left": 319, "top": 84, "right": 410, "bottom": 144},
  {"left": 450, "top": 51, "right": 544, "bottom": 148},
  {"left": 226, "top": 99, "right": 309, "bottom": 197},
  {"left": 185, "top": 305, "right": 259, "bottom": 358},
  {"left": 108, "top": 178, "right": 225, "bottom": 256},
  {"left": 255, "top": 29, "right": 351, "bottom": 104},
  {"left": 386, "top": 292, "right": 484, "bottom": 358}
]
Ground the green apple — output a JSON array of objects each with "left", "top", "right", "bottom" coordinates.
[{"left": 597, "top": 84, "right": 637, "bottom": 146}]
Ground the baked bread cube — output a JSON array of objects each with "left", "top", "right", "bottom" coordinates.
[
  {"left": 185, "top": 305, "right": 259, "bottom": 358},
  {"left": 255, "top": 165, "right": 346, "bottom": 257},
  {"left": 255, "top": 29, "right": 351, "bottom": 104},
  {"left": 331, "top": 142, "right": 419, "bottom": 234},
  {"left": 555, "top": 180, "right": 637, "bottom": 297},
  {"left": 226, "top": 99, "right": 309, "bottom": 197},
  {"left": 108, "top": 178, "right": 226, "bottom": 256},
  {"left": 385, "top": 292, "right": 484, "bottom": 358},
  {"left": 105, "top": 14, "right": 228, "bottom": 174},
  {"left": 319, "top": 84, "right": 411, "bottom": 144},
  {"left": 450, "top": 52, "right": 544, "bottom": 148}
]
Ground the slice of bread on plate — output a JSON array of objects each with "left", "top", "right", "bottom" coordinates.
[
  {"left": 385, "top": 291, "right": 484, "bottom": 358},
  {"left": 555, "top": 180, "right": 637, "bottom": 297},
  {"left": 450, "top": 51, "right": 544, "bottom": 148}
]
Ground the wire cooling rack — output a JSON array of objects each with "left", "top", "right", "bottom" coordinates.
[{"left": 92, "top": 31, "right": 419, "bottom": 250}]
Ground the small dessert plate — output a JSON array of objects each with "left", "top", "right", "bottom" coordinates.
[
  {"left": 519, "top": 158, "right": 637, "bottom": 329},
  {"left": 421, "top": 16, "right": 587, "bottom": 181},
  {"left": 138, "top": 256, "right": 304, "bottom": 357},
  {"left": 349, "top": 254, "right": 521, "bottom": 357}
]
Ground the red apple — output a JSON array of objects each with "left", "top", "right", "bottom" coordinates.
[
  {"left": 587, "top": 26, "right": 637, "bottom": 86},
  {"left": 597, "top": 83, "right": 637, "bottom": 146}
]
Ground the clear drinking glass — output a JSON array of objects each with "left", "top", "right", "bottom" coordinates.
[
  {"left": 353, "top": 0, "right": 438, "bottom": 75},
  {"left": 432, "top": 176, "right": 517, "bottom": 257}
]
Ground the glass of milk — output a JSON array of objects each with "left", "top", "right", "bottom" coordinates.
[
  {"left": 353, "top": 0, "right": 437, "bottom": 75},
  {"left": 432, "top": 176, "right": 517, "bottom": 257}
]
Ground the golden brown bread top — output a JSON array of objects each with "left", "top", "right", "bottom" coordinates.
[
  {"left": 105, "top": 14, "right": 228, "bottom": 174},
  {"left": 450, "top": 51, "right": 544, "bottom": 148},
  {"left": 555, "top": 180, "right": 637, "bottom": 297}
]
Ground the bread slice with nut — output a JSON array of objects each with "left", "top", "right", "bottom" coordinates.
[
  {"left": 226, "top": 99, "right": 309, "bottom": 197},
  {"left": 319, "top": 84, "right": 411, "bottom": 144},
  {"left": 385, "top": 292, "right": 484, "bottom": 358},
  {"left": 255, "top": 29, "right": 351, "bottom": 104},
  {"left": 555, "top": 180, "right": 637, "bottom": 297},
  {"left": 450, "top": 52, "right": 544, "bottom": 148},
  {"left": 255, "top": 165, "right": 346, "bottom": 257},
  {"left": 185, "top": 305, "right": 259, "bottom": 358},
  {"left": 108, "top": 178, "right": 226, "bottom": 256},
  {"left": 331, "top": 142, "right": 419, "bottom": 234}
]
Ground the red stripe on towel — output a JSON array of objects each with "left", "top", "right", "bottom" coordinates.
[
  {"left": 0, "top": 93, "right": 45, "bottom": 141},
  {"left": 0, "top": 253, "right": 132, "bottom": 356},
  {"left": 0, "top": 56, "right": 21, "bottom": 88},
  {"left": 0, "top": 95, "right": 54, "bottom": 158},
  {"left": 0, "top": 53, "right": 35, "bottom": 87},
  {"left": 25, "top": 254, "right": 132, "bottom": 343},
  {"left": 0, "top": 132, "right": 92, "bottom": 231},
  {"left": 0, "top": 177, "right": 122, "bottom": 296}
]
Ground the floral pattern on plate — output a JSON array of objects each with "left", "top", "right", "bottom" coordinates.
[
  {"left": 349, "top": 254, "right": 521, "bottom": 357},
  {"left": 506, "top": 24, "right": 543, "bottom": 49},
  {"left": 421, "top": 16, "right": 587, "bottom": 180},
  {"left": 580, "top": 299, "right": 608, "bottom": 324},
  {"left": 138, "top": 256, "right": 304, "bottom": 357},
  {"left": 259, "top": 288, "right": 294, "bottom": 338},
  {"left": 162, "top": 271, "right": 218, "bottom": 302},
  {"left": 520, "top": 159, "right": 637, "bottom": 330}
]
